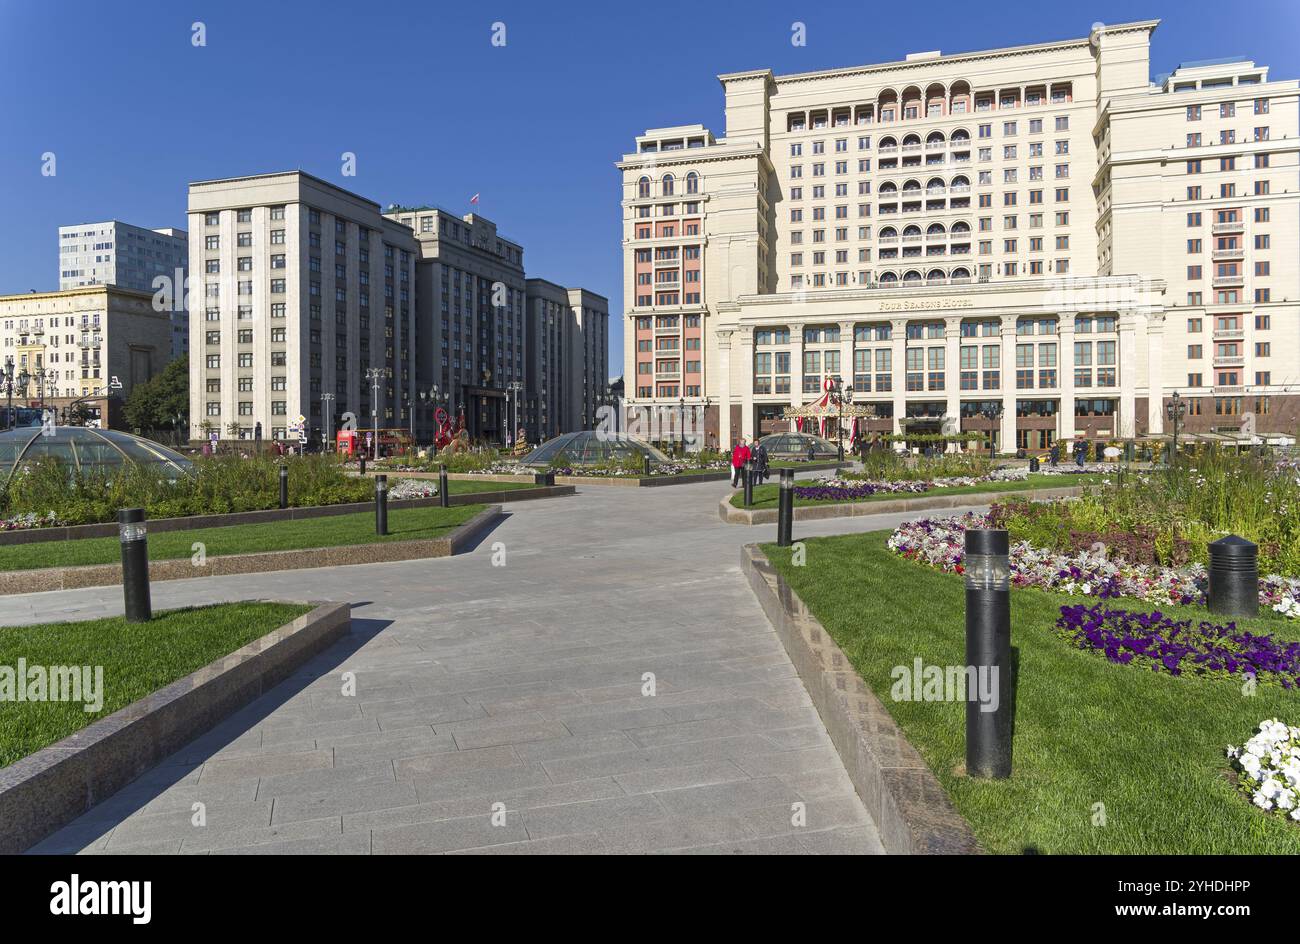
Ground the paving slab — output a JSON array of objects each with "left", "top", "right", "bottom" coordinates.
[{"left": 11, "top": 476, "right": 947, "bottom": 854}]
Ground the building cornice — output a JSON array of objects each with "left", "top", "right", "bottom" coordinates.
[{"left": 743, "top": 20, "right": 1159, "bottom": 89}]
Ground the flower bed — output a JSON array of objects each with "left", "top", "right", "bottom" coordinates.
[
  {"left": 796, "top": 466, "right": 1099, "bottom": 503},
  {"left": 1227, "top": 720, "right": 1300, "bottom": 821},
  {"left": 888, "top": 511, "right": 1300, "bottom": 618},
  {"left": 1056, "top": 603, "right": 1300, "bottom": 688},
  {"left": 1, "top": 511, "right": 63, "bottom": 532}
]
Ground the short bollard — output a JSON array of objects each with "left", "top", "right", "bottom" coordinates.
[
  {"left": 279, "top": 464, "right": 289, "bottom": 509},
  {"left": 375, "top": 474, "right": 388, "bottom": 536},
  {"left": 776, "top": 468, "right": 794, "bottom": 547},
  {"left": 534, "top": 471, "right": 554, "bottom": 486},
  {"left": 643, "top": 454, "right": 652, "bottom": 477},
  {"left": 1028, "top": 456, "right": 1040, "bottom": 473},
  {"left": 742, "top": 460, "right": 754, "bottom": 507},
  {"left": 359, "top": 454, "right": 367, "bottom": 476},
  {"left": 439, "top": 464, "right": 450, "bottom": 507},
  {"left": 964, "top": 528, "right": 1011, "bottom": 779},
  {"left": 1208, "top": 535, "right": 1258, "bottom": 617},
  {"left": 118, "top": 508, "right": 151, "bottom": 623}
]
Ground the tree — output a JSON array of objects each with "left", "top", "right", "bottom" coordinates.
[{"left": 124, "top": 355, "right": 188, "bottom": 435}]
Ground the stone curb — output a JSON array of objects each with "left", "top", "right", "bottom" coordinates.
[
  {"left": 0, "top": 600, "right": 351, "bottom": 855},
  {"left": 740, "top": 544, "right": 982, "bottom": 855},
  {"left": 719, "top": 485, "right": 1086, "bottom": 524},
  {"left": 0, "top": 505, "right": 504, "bottom": 595},
  {"left": 0, "top": 486, "right": 570, "bottom": 548}
]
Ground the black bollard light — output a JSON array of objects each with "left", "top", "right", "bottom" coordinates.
[
  {"left": 118, "top": 508, "right": 151, "bottom": 623},
  {"left": 1208, "top": 535, "right": 1258, "bottom": 617},
  {"left": 643, "top": 454, "right": 652, "bottom": 477},
  {"left": 439, "top": 464, "right": 450, "bottom": 508},
  {"left": 359, "top": 454, "right": 366, "bottom": 476},
  {"left": 279, "top": 464, "right": 289, "bottom": 509},
  {"left": 964, "top": 528, "right": 1012, "bottom": 779},
  {"left": 742, "top": 460, "right": 754, "bottom": 507},
  {"left": 776, "top": 468, "right": 794, "bottom": 547},
  {"left": 375, "top": 474, "right": 388, "bottom": 535},
  {"left": 1028, "top": 456, "right": 1040, "bottom": 473}
]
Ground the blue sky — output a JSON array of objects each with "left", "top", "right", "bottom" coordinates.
[{"left": 1, "top": 0, "right": 1296, "bottom": 378}]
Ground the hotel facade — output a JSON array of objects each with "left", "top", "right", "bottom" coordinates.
[{"left": 618, "top": 20, "right": 1300, "bottom": 451}]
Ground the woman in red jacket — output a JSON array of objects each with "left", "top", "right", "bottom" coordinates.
[{"left": 730, "top": 440, "right": 751, "bottom": 487}]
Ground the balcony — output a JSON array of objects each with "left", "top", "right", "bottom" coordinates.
[
  {"left": 1212, "top": 247, "right": 1244, "bottom": 260},
  {"left": 1213, "top": 355, "right": 1245, "bottom": 368},
  {"left": 878, "top": 235, "right": 899, "bottom": 245},
  {"left": 901, "top": 143, "right": 922, "bottom": 153},
  {"left": 925, "top": 141, "right": 946, "bottom": 152},
  {"left": 1212, "top": 274, "right": 1244, "bottom": 288},
  {"left": 879, "top": 145, "right": 898, "bottom": 155},
  {"left": 1212, "top": 220, "right": 1244, "bottom": 234},
  {"left": 901, "top": 234, "right": 922, "bottom": 243},
  {"left": 1213, "top": 326, "right": 1244, "bottom": 340}
]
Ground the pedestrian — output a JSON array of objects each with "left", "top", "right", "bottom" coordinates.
[
  {"left": 754, "top": 438, "right": 769, "bottom": 484},
  {"left": 730, "top": 438, "right": 751, "bottom": 487}
]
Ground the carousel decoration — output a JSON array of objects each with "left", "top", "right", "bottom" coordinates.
[
  {"left": 433, "top": 406, "right": 470, "bottom": 454},
  {"left": 511, "top": 427, "right": 530, "bottom": 457},
  {"left": 783, "top": 378, "right": 876, "bottom": 458}
]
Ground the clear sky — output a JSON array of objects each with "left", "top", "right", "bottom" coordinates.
[{"left": 1, "top": 0, "right": 1297, "bottom": 379}]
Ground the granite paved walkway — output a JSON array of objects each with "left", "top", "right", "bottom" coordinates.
[{"left": 7, "top": 472, "right": 950, "bottom": 855}]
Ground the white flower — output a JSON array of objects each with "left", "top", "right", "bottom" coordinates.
[{"left": 1253, "top": 790, "right": 1273, "bottom": 810}]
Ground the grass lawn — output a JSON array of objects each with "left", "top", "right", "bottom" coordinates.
[
  {"left": 734, "top": 472, "right": 1101, "bottom": 509},
  {"left": 762, "top": 530, "right": 1300, "bottom": 854},
  {"left": 0, "top": 503, "right": 485, "bottom": 572},
  {"left": 0, "top": 602, "right": 311, "bottom": 768}
]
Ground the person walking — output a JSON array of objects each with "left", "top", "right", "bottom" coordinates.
[
  {"left": 730, "top": 439, "right": 751, "bottom": 487},
  {"left": 753, "top": 437, "right": 770, "bottom": 484}
]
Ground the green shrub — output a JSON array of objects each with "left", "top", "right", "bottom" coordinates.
[{"left": 1, "top": 453, "right": 371, "bottom": 526}]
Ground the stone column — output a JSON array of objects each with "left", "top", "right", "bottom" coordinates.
[
  {"left": 891, "top": 317, "right": 908, "bottom": 437},
  {"left": 1058, "top": 312, "right": 1076, "bottom": 441},
  {"left": 999, "top": 315, "right": 1017, "bottom": 453},
  {"left": 1118, "top": 311, "right": 1138, "bottom": 439},
  {"left": 738, "top": 325, "right": 755, "bottom": 440},
  {"left": 716, "top": 329, "right": 733, "bottom": 447},
  {"left": 1147, "top": 311, "right": 1165, "bottom": 434},
  {"left": 943, "top": 316, "right": 962, "bottom": 442}
]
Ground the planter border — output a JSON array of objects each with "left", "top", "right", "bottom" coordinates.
[
  {"left": 720, "top": 485, "right": 1086, "bottom": 525},
  {"left": 0, "top": 505, "right": 504, "bottom": 595},
  {"left": 0, "top": 485, "right": 570, "bottom": 548},
  {"left": 741, "top": 544, "right": 981, "bottom": 855},
  {"left": 0, "top": 600, "right": 351, "bottom": 855}
]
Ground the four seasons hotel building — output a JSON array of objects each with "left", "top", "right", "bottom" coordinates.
[{"left": 618, "top": 20, "right": 1300, "bottom": 451}]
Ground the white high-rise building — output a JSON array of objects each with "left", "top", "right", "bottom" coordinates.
[{"left": 58, "top": 221, "right": 189, "bottom": 358}]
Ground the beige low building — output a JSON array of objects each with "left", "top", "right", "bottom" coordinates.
[
  {"left": 0, "top": 285, "right": 170, "bottom": 427},
  {"left": 618, "top": 19, "right": 1300, "bottom": 450}
]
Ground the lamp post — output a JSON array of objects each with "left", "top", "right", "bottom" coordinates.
[
  {"left": 418, "top": 385, "right": 444, "bottom": 446},
  {"left": 321, "top": 393, "right": 335, "bottom": 452},
  {"left": 679, "top": 396, "right": 692, "bottom": 454},
  {"left": 508, "top": 380, "right": 523, "bottom": 445},
  {"left": 1165, "top": 390, "right": 1186, "bottom": 470},
  {"left": 2, "top": 356, "right": 13, "bottom": 429},
  {"left": 964, "top": 527, "right": 1012, "bottom": 779},
  {"left": 830, "top": 378, "right": 853, "bottom": 462},
  {"left": 981, "top": 403, "right": 1004, "bottom": 459},
  {"left": 364, "top": 367, "right": 389, "bottom": 461}
]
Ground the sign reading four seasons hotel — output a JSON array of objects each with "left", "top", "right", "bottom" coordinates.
[{"left": 618, "top": 19, "right": 1299, "bottom": 451}]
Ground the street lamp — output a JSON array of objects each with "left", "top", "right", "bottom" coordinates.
[
  {"left": 981, "top": 403, "right": 1004, "bottom": 459},
  {"left": 364, "top": 367, "right": 389, "bottom": 461},
  {"left": 320, "top": 393, "right": 335, "bottom": 451},
  {"left": 1165, "top": 390, "right": 1186, "bottom": 470},
  {"left": 677, "top": 397, "right": 686, "bottom": 455},
  {"left": 508, "top": 380, "right": 523, "bottom": 446},
  {"left": 829, "top": 378, "right": 854, "bottom": 461},
  {"left": 42, "top": 368, "right": 58, "bottom": 419},
  {"left": 418, "top": 385, "right": 444, "bottom": 445},
  {"left": 2, "top": 356, "right": 13, "bottom": 429}
]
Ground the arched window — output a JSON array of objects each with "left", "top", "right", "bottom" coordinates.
[
  {"left": 685, "top": 172, "right": 699, "bottom": 195},
  {"left": 638, "top": 176, "right": 650, "bottom": 198},
  {"left": 662, "top": 174, "right": 675, "bottom": 196}
]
